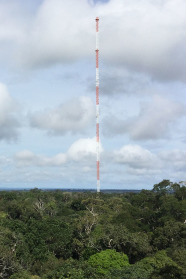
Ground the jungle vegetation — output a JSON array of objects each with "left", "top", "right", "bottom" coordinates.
[{"left": 0, "top": 179, "right": 185, "bottom": 279}]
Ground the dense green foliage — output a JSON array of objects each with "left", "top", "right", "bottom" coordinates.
[
  {"left": 88, "top": 249, "right": 129, "bottom": 274},
  {"left": 0, "top": 180, "right": 185, "bottom": 278}
]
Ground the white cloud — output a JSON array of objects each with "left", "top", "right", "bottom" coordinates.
[
  {"left": 19, "top": 0, "right": 94, "bottom": 68},
  {"left": 0, "top": 4, "right": 21, "bottom": 42},
  {"left": 1, "top": 0, "right": 186, "bottom": 81},
  {"left": 14, "top": 137, "right": 102, "bottom": 167},
  {"left": 30, "top": 96, "right": 95, "bottom": 135},
  {"left": 159, "top": 149, "right": 186, "bottom": 170},
  {"left": 0, "top": 83, "right": 20, "bottom": 141},
  {"left": 104, "top": 95, "right": 185, "bottom": 140},
  {"left": 9, "top": 141, "right": 186, "bottom": 188},
  {"left": 101, "top": 0, "right": 186, "bottom": 81},
  {"left": 129, "top": 95, "right": 185, "bottom": 140},
  {"left": 110, "top": 144, "right": 186, "bottom": 181},
  {"left": 67, "top": 136, "right": 103, "bottom": 161},
  {"left": 88, "top": 67, "right": 150, "bottom": 95},
  {"left": 113, "top": 144, "right": 158, "bottom": 169},
  {"left": 15, "top": 150, "right": 66, "bottom": 167}
]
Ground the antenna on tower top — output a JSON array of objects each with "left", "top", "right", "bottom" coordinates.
[{"left": 95, "top": 17, "right": 100, "bottom": 193}]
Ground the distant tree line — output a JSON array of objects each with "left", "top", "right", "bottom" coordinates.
[{"left": 0, "top": 179, "right": 185, "bottom": 278}]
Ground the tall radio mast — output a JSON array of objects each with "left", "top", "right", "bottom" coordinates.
[{"left": 96, "top": 17, "right": 100, "bottom": 193}]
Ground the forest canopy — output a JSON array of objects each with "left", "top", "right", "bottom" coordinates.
[{"left": 0, "top": 180, "right": 185, "bottom": 279}]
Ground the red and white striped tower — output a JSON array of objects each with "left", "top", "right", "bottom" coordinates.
[{"left": 96, "top": 17, "right": 100, "bottom": 193}]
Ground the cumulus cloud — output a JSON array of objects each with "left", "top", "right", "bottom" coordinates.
[
  {"left": 101, "top": 0, "right": 186, "bottom": 82},
  {"left": 0, "top": 83, "right": 20, "bottom": 141},
  {"left": 113, "top": 144, "right": 158, "bottom": 169},
  {"left": 10, "top": 140, "right": 186, "bottom": 187},
  {"left": 1, "top": 0, "right": 186, "bottom": 81},
  {"left": 67, "top": 137, "right": 103, "bottom": 161},
  {"left": 104, "top": 95, "right": 185, "bottom": 140},
  {"left": 129, "top": 95, "right": 185, "bottom": 140},
  {"left": 19, "top": 0, "right": 95, "bottom": 68},
  {"left": 15, "top": 137, "right": 102, "bottom": 167},
  {"left": 30, "top": 96, "right": 95, "bottom": 135}
]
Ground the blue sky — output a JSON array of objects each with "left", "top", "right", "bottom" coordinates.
[{"left": 1, "top": 0, "right": 186, "bottom": 190}]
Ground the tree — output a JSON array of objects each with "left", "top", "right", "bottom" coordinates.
[
  {"left": 139, "top": 250, "right": 183, "bottom": 279},
  {"left": 152, "top": 221, "right": 186, "bottom": 250},
  {"left": 42, "top": 259, "right": 99, "bottom": 279},
  {"left": 10, "top": 271, "right": 41, "bottom": 279},
  {"left": 169, "top": 248, "right": 186, "bottom": 278},
  {"left": 0, "top": 246, "right": 20, "bottom": 279},
  {"left": 153, "top": 180, "right": 173, "bottom": 195},
  {"left": 108, "top": 264, "right": 152, "bottom": 279},
  {"left": 0, "top": 187, "right": 185, "bottom": 278},
  {"left": 98, "top": 224, "right": 152, "bottom": 263},
  {"left": 88, "top": 249, "right": 129, "bottom": 275},
  {"left": 174, "top": 184, "right": 186, "bottom": 201}
]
